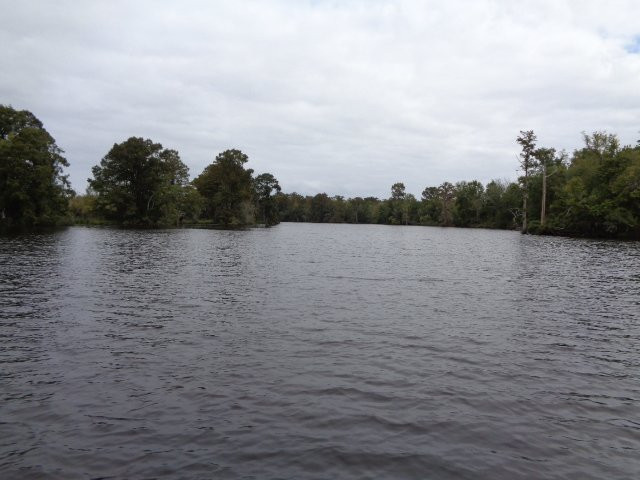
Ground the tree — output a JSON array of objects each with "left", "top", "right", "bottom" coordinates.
[
  {"left": 68, "top": 193, "right": 97, "bottom": 224},
  {"left": 453, "top": 180, "right": 484, "bottom": 227},
  {"left": 169, "top": 184, "right": 204, "bottom": 224},
  {"left": 405, "top": 193, "right": 419, "bottom": 224},
  {"left": 309, "top": 193, "right": 333, "bottom": 222},
  {"left": 420, "top": 186, "right": 442, "bottom": 224},
  {"left": 88, "top": 137, "right": 189, "bottom": 224},
  {"left": 347, "top": 196, "right": 364, "bottom": 223},
  {"left": 193, "top": 149, "right": 255, "bottom": 226},
  {"left": 438, "top": 182, "right": 456, "bottom": 226},
  {"left": 481, "top": 179, "right": 521, "bottom": 229},
  {"left": 533, "top": 147, "right": 555, "bottom": 228},
  {"left": 503, "top": 182, "right": 524, "bottom": 228},
  {"left": 391, "top": 182, "right": 406, "bottom": 200},
  {"left": 516, "top": 130, "right": 537, "bottom": 233},
  {"left": 582, "top": 131, "right": 620, "bottom": 158},
  {"left": 0, "top": 105, "right": 73, "bottom": 227},
  {"left": 390, "top": 182, "right": 408, "bottom": 224},
  {"left": 253, "top": 172, "right": 281, "bottom": 226},
  {"left": 550, "top": 132, "right": 638, "bottom": 237},
  {"left": 275, "top": 192, "right": 307, "bottom": 222},
  {"left": 329, "top": 195, "right": 348, "bottom": 222}
]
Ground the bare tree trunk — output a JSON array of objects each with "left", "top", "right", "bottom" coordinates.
[
  {"left": 516, "top": 130, "right": 537, "bottom": 234},
  {"left": 147, "top": 193, "right": 155, "bottom": 213},
  {"left": 541, "top": 162, "right": 547, "bottom": 228}
]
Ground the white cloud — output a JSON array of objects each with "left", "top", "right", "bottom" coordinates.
[{"left": 1, "top": 0, "right": 639, "bottom": 197}]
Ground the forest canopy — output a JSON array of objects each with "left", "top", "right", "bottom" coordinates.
[
  {"left": 0, "top": 105, "right": 73, "bottom": 228},
  {"left": 84, "top": 141, "right": 281, "bottom": 227},
  {"left": 88, "top": 137, "right": 192, "bottom": 225}
]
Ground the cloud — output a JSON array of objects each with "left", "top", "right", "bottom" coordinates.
[{"left": 1, "top": 0, "right": 639, "bottom": 197}]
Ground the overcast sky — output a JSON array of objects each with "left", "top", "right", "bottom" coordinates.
[{"left": 1, "top": 0, "right": 639, "bottom": 198}]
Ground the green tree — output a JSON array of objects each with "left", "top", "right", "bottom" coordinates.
[
  {"left": 330, "top": 195, "right": 347, "bottom": 222},
  {"left": 390, "top": 182, "right": 408, "bottom": 224},
  {"left": 68, "top": 193, "right": 97, "bottom": 224},
  {"left": 582, "top": 130, "right": 620, "bottom": 158},
  {"left": 346, "top": 196, "right": 364, "bottom": 223},
  {"left": 391, "top": 182, "right": 406, "bottom": 200},
  {"left": 550, "top": 132, "right": 638, "bottom": 237},
  {"left": 420, "top": 186, "right": 442, "bottom": 224},
  {"left": 253, "top": 172, "right": 281, "bottom": 226},
  {"left": 193, "top": 149, "right": 255, "bottom": 226},
  {"left": 438, "top": 182, "right": 456, "bottom": 226},
  {"left": 453, "top": 180, "right": 484, "bottom": 227},
  {"left": 481, "top": 179, "right": 521, "bottom": 229},
  {"left": 503, "top": 182, "right": 524, "bottom": 228},
  {"left": 169, "top": 183, "right": 204, "bottom": 224},
  {"left": 88, "top": 137, "right": 189, "bottom": 225},
  {"left": 0, "top": 105, "right": 73, "bottom": 227},
  {"left": 309, "top": 193, "right": 333, "bottom": 222},
  {"left": 405, "top": 193, "right": 419, "bottom": 224},
  {"left": 275, "top": 192, "right": 307, "bottom": 221}
]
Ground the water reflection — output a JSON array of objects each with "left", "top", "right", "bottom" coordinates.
[{"left": 1, "top": 224, "right": 639, "bottom": 479}]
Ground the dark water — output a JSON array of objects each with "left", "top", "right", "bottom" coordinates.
[{"left": 1, "top": 224, "right": 639, "bottom": 479}]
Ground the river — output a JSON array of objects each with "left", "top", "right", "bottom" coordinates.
[{"left": 1, "top": 223, "right": 639, "bottom": 479}]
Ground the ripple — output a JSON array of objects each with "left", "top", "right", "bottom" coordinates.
[{"left": 1, "top": 224, "right": 639, "bottom": 479}]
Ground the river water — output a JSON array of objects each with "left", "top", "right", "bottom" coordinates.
[{"left": 1, "top": 223, "right": 639, "bottom": 479}]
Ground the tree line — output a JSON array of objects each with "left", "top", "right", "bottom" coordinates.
[
  {"left": 1, "top": 105, "right": 281, "bottom": 228},
  {"left": 515, "top": 130, "right": 639, "bottom": 238},
  {"left": 1, "top": 105, "right": 638, "bottom": 238},
  {"left": 274, "top": 128, "right": 640, "bottom": 240},
  {"left": 274, "top": 179, "right": 521, "bottom": 229},
  {"left": 79, "top": 140, "right": 281, "bottom": 227},
  {"left": 274, "top": 131, "right": 640, "bottom": 238}
]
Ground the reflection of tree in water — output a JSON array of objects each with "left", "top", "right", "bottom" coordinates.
[
  {"left": 0, "top": 231, "right": 67, "bottom": 359},
  {"left": 207, "top": 233, "right": 255, "bottom": 308},
  {"left": 0, "top": 230, "right": 71, "bottom": 475}
]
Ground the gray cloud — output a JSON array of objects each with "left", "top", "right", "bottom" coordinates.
[{"left": 1, "top": 0, "right": 639, "bottom": 198}]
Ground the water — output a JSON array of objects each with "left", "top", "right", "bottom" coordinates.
[{"left": 1, "top": 223, "right": 639, "bottom": 479}]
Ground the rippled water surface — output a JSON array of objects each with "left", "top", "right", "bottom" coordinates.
[{"left": 1, "top": 224, "right": 639, "bottom": 479}]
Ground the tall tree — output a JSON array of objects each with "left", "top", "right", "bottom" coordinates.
[
  {"left": 517, "top": 130, "right": 537, "bottom": 233},
  {"left": 534, "top": 147, "right": 555, "bottom": 229},
  {"left": 253, "top": 172, "right": 281, "bottom": 226},
  {"left": 438, "top": 182, "right": 456, "bottom": 226},
  {"left": 390, "top": 182, "right": 408, "bottom": 224},
  {"left": 89, "top": 137, "right": 189, "bottom": 224},
  {"left": 391, "top": 182, "right": 406, "bottom": 200},
  {"left": 193, "top": 149, "right": 255, "bottom": 226},
  {"left": 0, "top": 105, "right": 73, "bottom": 227}
]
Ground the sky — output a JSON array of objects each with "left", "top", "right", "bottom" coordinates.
[{"left": 1, "top": 0, "right": 639, "bottom": 198}]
